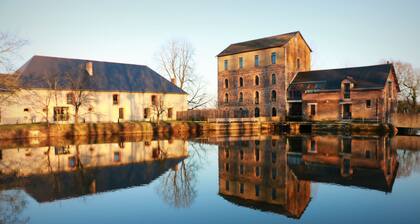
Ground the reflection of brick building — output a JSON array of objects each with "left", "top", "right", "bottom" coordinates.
[
  {"left": 218, "top": 137, "right": 311, "bottom": 218},
  {"left": 217, "top": 32, "right": 311, "bottom": 119},
  {"left": 287, "top": 135, "right": 398, "bottom": 192}
]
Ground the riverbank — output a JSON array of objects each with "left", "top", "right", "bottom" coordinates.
[{"left": 0, "top": 121, "right": 204, "bottom": 140}]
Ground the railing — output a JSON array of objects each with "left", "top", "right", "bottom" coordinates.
[{"left": 342, "top": 112, "right": 352, "bottom": 120}]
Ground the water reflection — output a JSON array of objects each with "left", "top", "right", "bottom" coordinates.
[
  {"left": 0, "top": 139, "right": 188, "bottom": 202},
  {"left": 215, "top": 134, "right": 399, "bottom": 219},
  {"left": 218, "top": 136, "right": 310, "bottom": 218},
  {"left": 0, "top": 134, "right": 419, "bottom": 223}
]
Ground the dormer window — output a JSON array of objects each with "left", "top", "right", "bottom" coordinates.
[
  {"left": 344, "top": 83, "right": 351, "bottom": 99},
  {"left": 86, "top": 62, "right": 93, "bottom": 76}
]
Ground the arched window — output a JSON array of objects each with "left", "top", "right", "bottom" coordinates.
[
  {"left": 224, "top": 93, "right": 229, "bottom": 103},
  {"left": 271, "top": 90, "right": 276, "bottom": 102},
  {"left": 271, "top": 74, "right": 276, "bottom": 85},
  {"left": 272, "top": 107, "right": 277, "bottom": 117},
  {"left": 239, "top": 92, "right": 243, "bottom": 102},
  {"left": 255, "top": 76, "right": 260, "bottom": 86},
  {"left": 225, "top": 79, "right": 229, "bottom": 88},
  {"left": 255, "top": 107, "right": 260, "bottom": 117},
  {"left": 255, "top": 91, "right": 259, "bottom": 104},
  {"left": 239, "top": 77, "right": 244, "bottom": 87}
]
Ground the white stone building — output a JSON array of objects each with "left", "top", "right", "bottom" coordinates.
[{"left": 0, "top": 55, "right": 188, "bottom": 124}]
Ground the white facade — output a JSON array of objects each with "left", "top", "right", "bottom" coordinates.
[{"left": 0, "top": 89, "right": 187, "bottom": 124}]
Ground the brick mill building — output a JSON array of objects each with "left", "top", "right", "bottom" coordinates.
[
  {"left": 217, "top": 32, "right": 399, "bottom": 124},
  {"left": 217, "top": 32, "right": 311, "bottom": 120},
  {"left": 288, "top": 64, "right": 399, "bottom": 122}
]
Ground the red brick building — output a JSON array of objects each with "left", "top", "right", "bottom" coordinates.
[
  {"left": 287, "top": 64, "right": 400, "bottom": 123},
  {"left": 217, "top": 32, "right": 311, "bottom": 120}
]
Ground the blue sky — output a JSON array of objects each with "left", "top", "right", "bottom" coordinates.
[{"left": 1, "top": 0, "right": 419, "bottom": 97}]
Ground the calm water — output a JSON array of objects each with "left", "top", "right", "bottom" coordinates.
[{"left": 1, "top": 134, "right": 420, "bottom": 224}]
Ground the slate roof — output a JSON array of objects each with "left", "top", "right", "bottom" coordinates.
[
  {"left": 290, "top": 64, "right": 398, "bottom": 91},
  {"left": 217, "top": 31, "right": 311, "bottom": 57},
  {"left": 15, "top": 55, "right": 187, "bottom": 94}
]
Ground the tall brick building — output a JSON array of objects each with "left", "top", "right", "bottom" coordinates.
[{"left": 217, "top": 32, "right": 311, "bottom": 120}]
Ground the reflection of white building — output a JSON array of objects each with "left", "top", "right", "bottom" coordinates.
[
  {"left": 0, "top": 55, "right": 188, "bottom": 124},
  {"left": 0, "top": 139, "right": 188, "bottom": 202}
]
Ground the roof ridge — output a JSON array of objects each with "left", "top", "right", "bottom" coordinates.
[
  {"left": 300, "top": 63, "right": 391, "bottom": 74},
  {"left": 32, "top": 55, "right": 148, "bottom": 67},
  {"left": 227, "top": 31, "right": 299, "bottom": 46}
]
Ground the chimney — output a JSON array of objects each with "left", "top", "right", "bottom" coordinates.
[
  {"left": 171, "top": 78, "right": 177, "bottom": 86},
  {"left": 86, "top": 62, "right": 93, "bottom": 76}
]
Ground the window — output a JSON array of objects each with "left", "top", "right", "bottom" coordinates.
[
  {"left": 151, "top": 95, "right": 158, "bottom": 106},
  {"left": 112, "top": 94, "right": 119, "bottom": 105},
  {"left": 366, "top": 100, "right": 372, "bottom": 108},
  {"left": 239, "top": 150, "right": 244, "bottom": 160},
  {"left": 168, "top": 108, "right": 173, "bottom": 119},
  {"left": 144, "top": 108, "right": 150, "bottom": 119},
  {"left": 224, "top": 60, "right": 228, "bottom": 70},
  {"left": 224, "top": 79, "right": 229, "bottom": 88},
  {"left": 240, "top": 183, "right": 244, "bottom": 194},
  {"left": 388, "top": 81, "right": 392, "bottom": 98},
  {"left": 310, "top": 104, "right": 317, "bottom": 116},
  {"left": 255, "top": 185, "right": 260, "bottom": 197},
  {"left": 53, "top": 107, "right": 69, "bottom": 121},
  {"left": 255, "top": 107, "right": 260, "bottom": 117},
  {"left": 225, "top": 163, "right": 230, "bottom": 172},
  {"left": 254, "top": 55, "right": 259, "bottom": 67},
  {"left": 255, "top": 91, "right": 259, "bottom": 104},
  {"left": 239, "top": 92, "right": 243, "bottom": 102},
  {"left": 272, "top": 152, "right": 276, "bottom": 163},
  {"left": 255, "top": 148, "right": 259, "bottom": 161},
  {"left": 239, "top": 77, "right": 244, "bottom": 87},
  {"left": 271, "top": 52, "right": 277, "bottom": 64},
  {"left": 68, "top": 156, "right": 77, "bottom": 168},
  {"left": 272, "top": 168, "right": 277, "bottom": 180},
  {"left": 66, "top": 93, "right": 74, "bottom": 105},
  {"left": 271, "top": 74, "right": 276, "bottom": 85},
  {"left": 255, "top": 76, "right": 259, "bottom": 86},
  {"left": 240, "top": 164, "right": 244, "bottom": 175},
  {"left": 119, "top": 108, "right": 124, "bottom": 119},
  {"left": 23, "top": 108, "right": 29, "bottom": 112},
  {"left": 272, "top": 188, "right": 277, "bottom": 200},
  {"left": 297, "top": 58, "right": 301, "bottom": 70},
  {"left": 225, "top": 149, "right": 229, "bottom": 158},
  {"left": 272, "top": 107, "right": 277, "bottom": 117},
  {"left": 255, "top": 166, "right": 260, "bottom": 177},
  {"left": 344, "top": 83, "right": 351, "bottom": 99},
  {"left": 239, "top": 57, "right": 244, "bottom": 69},
  {"left": 225, "top": 180, "right": 230, "bottom": 191},
  {"left": 55, "top": 146, "right": 70, "bottom": 155},
  {"left": 224, "top": 93, "right": 229, "bottom": 103},
  {"left": 271, "top": 90, "right": 276, "bottom": 102},
  {"left": 113, "top": 151, "right": 121, "bottom": 162},
  {"left": 310, "top": 140, "right": 317, "bottom": 153}
]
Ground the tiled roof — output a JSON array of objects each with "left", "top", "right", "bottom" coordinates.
[
  {"left": 217, "top": 31, "right": 310, "bottom": 57},
  {"left": 290, "top": 64, "right": 397, "bottom": 91},
  {"left": 16, "top": 55, "right": 187, "bottom": 94}
]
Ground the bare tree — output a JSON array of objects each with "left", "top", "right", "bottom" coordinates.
[
  {"left": 0, "top": 32, "right": 26, "bottom": 105},
  {"left": 22, "top": 73, "right": 60, "bottom": 126},
  {"left": 157, "top": 39, "right": 212, "bottom": 109},
  {"left": 65, "top": 72, "right": 95, "bottom": 124},
  {"left": 152, "top": 95, "right": 166, "bottom": 126},
  {"left": 386, "top": 60, "right": 420, "bottom": 113},
  {"left": 0, "top": 74, "right": 19, "bottom": 105},
  {"left": 0, "top": 32, "right": 27, "bottom": 72}
]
